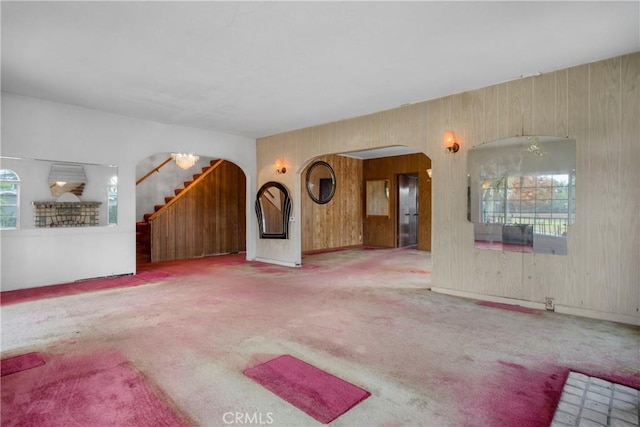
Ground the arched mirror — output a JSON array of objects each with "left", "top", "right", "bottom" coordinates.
[
  {"left": 255, "top": 181, "right": 292, "bottom": 239},
  {"left": 306, "top": 160, "right": 336, "bottom": 204}
]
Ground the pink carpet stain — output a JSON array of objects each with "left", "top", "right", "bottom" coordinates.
[
  {"left": 1, "top": 350, "right": 191, "bottom": 427},
  {"left": 466, "top": 360, "right": 569, "bottom": 427},
  {"left": 0, "top": 271, "right": 171, "bottom": 306},
  {"left": 1, "top": 352, "right": 46, "bottom": 377},
  {"left": 477, "top": 301, "right": 542, "bottom": 315}
]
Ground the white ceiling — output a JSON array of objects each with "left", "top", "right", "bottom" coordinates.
[{"left": 2, "top": 1, "right": 638, "bottom": 140}]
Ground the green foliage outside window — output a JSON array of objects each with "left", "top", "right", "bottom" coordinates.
[
  {"left": 481, "top": 173, "right": 574, "bottom": 237},
  {"left": 0, "top": 170, "right": 19, "bottom": 229}
]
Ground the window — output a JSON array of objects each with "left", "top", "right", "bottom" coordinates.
[
  {"left": 468, "top": 136, "right": 576, "bottom": 255},
  {"left": 108, "top": 175, "right": 118, "bottom": 225},
  {"left": 0, "top": 169, "right": 20, "bottom": 229},
  {"left": 481, "top": 173, "right": 575, "bottom": 237}
]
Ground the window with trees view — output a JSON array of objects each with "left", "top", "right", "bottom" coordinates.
[
  {"left": 481, "top": 173, "right": 575, "bottom": 237},
  {"left": 0, "top": 169, "right": 20, "bottom": 229},
  {"left": 108, "top": 175, "right": 117, "bottom": 225}
]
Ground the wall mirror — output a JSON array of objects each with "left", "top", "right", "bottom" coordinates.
[
  {"left": 467, "top": 136, "right": 576, "bottom": 255},
  {"left": 366, "top": 179, "right": 390, "bottom": 217},
  {"left": 255, "top": 181, "right": 292, "bottom": 239},
  {"left": 306, "top": 160, "right": 336, "bottom": 204},
  {"left": 0, "top": 156, "right": 118, "bottom": 229}
]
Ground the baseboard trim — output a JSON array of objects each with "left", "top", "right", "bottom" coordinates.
[
  {"left": 554, "top": 305, "right": 640, "bottom": 326},
  {"left": 253, "top": 257, "right": 300, "bottom": 268},
  {"left": 430, "top": 287, "right": 546, "bottom": 310},
  {"left": 430, "top": 287, "right": 639, "bottom": 326}
]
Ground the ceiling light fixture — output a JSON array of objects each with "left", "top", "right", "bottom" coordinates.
[{"left": 172, "top": 153, "right": 199, "bottom": 170}]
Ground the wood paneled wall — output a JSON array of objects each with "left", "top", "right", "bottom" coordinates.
[
  {"left": 257, "top": 52, "right": 639, "bottom": 322},
  {"left": 427, "top": 53, "right": 639, "bottom": 322},
  {"left": 151, "top": 161, "right": 246, "bottom": 262},
  {"left": 363, "top": 153, "right": 431, "bottom": 250},
  {"left": 301, "top": 154, "right": 363, "bottom": 252}
]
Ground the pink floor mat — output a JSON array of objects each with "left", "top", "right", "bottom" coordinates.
[{"left": 244, "top": 354, "right": 370, "bottom": 424}]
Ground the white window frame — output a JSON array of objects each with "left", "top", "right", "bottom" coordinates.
[{"left": 0, "top": 169, "right": 20, "bottom": 230}]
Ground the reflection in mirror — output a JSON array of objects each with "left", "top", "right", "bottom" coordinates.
[
  {"left": 0, "top": 156, "right": 118, "bottom": 228},
  {"left": 366, "top": 179, "right": 390, "bottom": 217},
  {"left": 48, "top": 163, "right": 87, "bottom": 197},
  {"left": 468, "top": 136, "right": 575, "bottom": 255},
  {"left": 306, "top": 160, "right": 336, "bottom": 204},
  {"left": 255, "top": 181, "right": 292, "bottom": 239},
  {"left": 108, "top": 175, "right": 118, "bottom": 225},
  {"left": 0, "top": 169, "right": 20, "bottom": 229}
]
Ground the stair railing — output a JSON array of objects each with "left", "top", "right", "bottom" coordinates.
[
  {"left": 147, "top": 159, "right": 224, "bottom": 222},
  {"left": 136, "top": 156, "right": 173, "bottom": 185}
]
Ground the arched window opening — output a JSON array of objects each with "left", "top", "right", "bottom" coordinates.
[
  {"left": 0, "top": 169, "right": 20, "bottom": 229},
  {"left": 108, "top": 175, "right": 118, "bottom": 225}
]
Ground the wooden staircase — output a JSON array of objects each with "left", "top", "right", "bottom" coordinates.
[{"left": 136, "top": 159, "right": 222, "bottom": 264}]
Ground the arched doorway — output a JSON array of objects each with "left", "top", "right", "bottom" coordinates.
[
  {"left": 136, "top": 153, "right": 246, "bottom": 263},
  {"left": 300, "top": 147, "right": 431, "bottom": 254}
]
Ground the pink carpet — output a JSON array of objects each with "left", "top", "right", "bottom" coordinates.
[
  {"left": 1, "top": 352, "right": 45, "bottom": 376},
  {"left": 0, "top": 271, "right": 171, "bottom": 306},
  {"left": 477, "top": 300, "right": 542, "bottom": 315},
  {"left": 1, "top": 350, "right": 191, "bottom": 427},
  {"left": 244, "top": 354, "right": 370, "bottom": 424}
]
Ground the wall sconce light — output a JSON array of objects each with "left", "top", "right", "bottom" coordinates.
[
  {"left": 444, "top": 131, "right": 459, "bottom": 153},
  {"left": 426, "top": 168, "right": 432, "bottom": 178},
  {"left": 275, "top": 159, "right": 286, "bottom": 174}
]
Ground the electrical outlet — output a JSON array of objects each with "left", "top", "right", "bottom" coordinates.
[{"left": 545, "top": 297, "right": 555, "bottom": 311}]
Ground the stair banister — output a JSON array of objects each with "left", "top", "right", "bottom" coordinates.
[
  {"left": 136, "top": 156, "right": 173, "bottom": 186},
  {"left": 148, "top": 159, "right": 224, "bottom": 222}
]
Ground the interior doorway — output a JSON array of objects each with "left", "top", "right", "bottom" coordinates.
[{"left": 398, "top": 173, "right": 418, "bottom": 247}]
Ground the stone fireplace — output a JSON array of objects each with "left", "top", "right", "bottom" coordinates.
[{"left": 33, "top": 201, "right": 101, "bottom": 228}]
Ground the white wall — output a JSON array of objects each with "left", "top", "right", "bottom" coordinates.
[
  {"left": 1, "top": 157, "right": 117, "bottom": 227},
  {"left": 1, "top": 93, "right": 257, "bottom": 291}
]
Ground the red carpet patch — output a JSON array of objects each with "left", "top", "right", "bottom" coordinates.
[
  {"left": 1, "top": 352, "right": 45, "bottom": 376},
  {"left": 244, "top": 354, "right": 370, "bottom": 423},
  {"left": 1, "top": 351, "right": 191, "bottom": 426}
]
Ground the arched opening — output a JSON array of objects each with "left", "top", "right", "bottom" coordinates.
[
  {"left": 0, "top": 169, "right": 20, "bottom": 230},
  {"left": 135, "top": 153, "right": 246, "bottom": 264},
  {"left": 299, "top": 146, "right": 432, "bottom": 254}
]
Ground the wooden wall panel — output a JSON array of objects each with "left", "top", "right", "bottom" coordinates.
[
  {"left": 483, "top": 85, "right": 499, "bottom": 143},
  {"left": 565, "top": 63, "right": 591, "bottom": 309},
  {"left": 588, "top": 58, "right": 621, "bottom": 313},
  {"left": 301, "top": 154, "right": 363, "bottom": 252},
  {"left": 151, "top": 161, "right": 246, "bottom": 262},
  {"left": 532, "top": 72, "right": 556, "bottom": 136},
  {"left": 555, "top": 69, "right": 569, "bottom": 138},
  {"left": 620, "top": 53, "right": 640, "bottom": 315},
  {"left": 256, "top": 52, "right": 640, "bottom": 322},
  {"left": 362, "top": 153, "right": 431, "bottom": 250}
]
